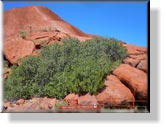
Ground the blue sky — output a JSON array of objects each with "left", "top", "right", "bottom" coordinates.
[{"left": 3, "top": 2, "right": 147, "bottom": 47}]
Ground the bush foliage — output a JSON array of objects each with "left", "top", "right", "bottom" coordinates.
[
  {"left": 4, "top": 37, "right": 127, "bottom": 101},
  {"left": 18, "top": 30, "right": 27, "bottom": 39}
]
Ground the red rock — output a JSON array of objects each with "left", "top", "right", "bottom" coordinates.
[
  {"left": 106, "top": 74, "right": 121, "bottom": 83},
  {"left": 59, "top": 105, "right": 101, "bottom": 112},
  {"left": 3, "top": 6, "right": 94, "bottom": 64},
  {"left": 26, "top": 31, "right": 69, "bottom": 42},
  {"left": 26, "top": 31, "right": 55, "bottom": 40},
  {"left": 4, "top": 6, "right": 92, "bottom": 41},
  {"left": 5, "top": 97, "right": 56, "bottom": 112},
  {"left": 3, "top": 102, "right": 11, "bottom": 109},
  {"left": 16, "top": 99, "right": 25, "bottom": 105},
  {"left": 78, "top": 93, "right": 98, "bottom": 106},
  {"left": 4, "top": 38, "right": 35, "bottom": 64},
  {"left": 35, "top": 97, "right": 56, "bottom": 110},
  {"left": 64, "top": 93, "right": 78, "bottom": 106},
  {"left": 113, "top": 64, "right": 147, "bottom": 102},
  {"left": 55, "top": 31, "right": 70, "bottom": 41},
  {"left": 122, "top": 44, "right": 146, "bottom": 55},
  {"left": 137, "top": 60, "right": 147, "bottom": 72},
  {"left": 129, "top": 54, "right": 147, "bottom": 60},
  {"left": 96, "top": 75, "right": 135, "bottom": 108},
  {"left": 123, "top": 57, "right": 140, "bottom": 67}
]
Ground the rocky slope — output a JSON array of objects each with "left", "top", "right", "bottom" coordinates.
[
  {"left": 3, "top": 6, "right": 147, "bottom": 112},
  {"left": 4, "top": 6, "right": 93, "bottom": 64}
]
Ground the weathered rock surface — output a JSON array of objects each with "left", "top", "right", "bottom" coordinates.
[
  {"left": 96, "top": 75, "right": 135, "bottom": 108},
  {"left": 129, "top": 54, "right": 147, "bottom": 60},
  {"left": 4, "top": 97, "right": 56, "bottom": 112},
  {"left": 26, "top": 31, "right": 70, "bottom": 44},
  {"left": 59, "top": 105, "right": 101, "bottom": 112},
  {"left": 4, "top": 6, "right": 92, "bottom": 41},
  {"left": 137, "top": 60, "right": 147, "bottom": 72},
  {"left": 64, "top": 93, "right": 79, "bottom": 106},
  {"left": 57, "top": 94, "right": 100, "bottom": 112},
  {"left": 4, "top": 38, "right": 35, "bottom": 64},
  {"left": 4, "top": 6, "right": 93, "bottom": 64},
  {"left": 78, "top": 93, "right": 98, "bottom": 106},
  {"left": 122, "top": 43, "right": 147, "bottom": 74},
  {"left": 123, "top": 57, "right": 140, "bottom": 67},
  {"left": 122, "top": 44, "right": 146, "bottom": 55},
  {"left": 113, "top": 64, "right": 147, "bottom": 102},
  {"left": 16, "top": 99, "right": 25, "bottom": 105},
  {"left": 3, "top": 102, "right": 11, "bottom": 109}
]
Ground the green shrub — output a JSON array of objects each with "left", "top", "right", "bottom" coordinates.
[
  {"left": 4, "top": 37, "right": 127, "bottom": 101},
  {"left": 18, "top": 30, "right": 27, "bottom": 39},
  {"left": 3, "top": 60, "right": 9, "bottom": 67},
  {"left": 54, "top": 100, "right": 67, "bottom": 111}
]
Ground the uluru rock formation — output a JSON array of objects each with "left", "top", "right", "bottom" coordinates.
[
  {"left": 3, "top": 6, "right": 148, "bottom": 112},
  {"left": 4, "top": 6, "right": 92, "bottom": 40},
  {"left": 4, "top": 6, "right": 93, "bottom": 64}
]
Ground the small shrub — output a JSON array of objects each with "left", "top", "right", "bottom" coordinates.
[
  {"left": 28, "top": 25, "right": 32, "bottom": 33},
  {"left": 54, "top": 100, "right": 67, "bottom": 111},
  {"left": 4, "top": 37, "right": 127, "bottom": 101},
  {"left": 3, "top": 60, "right": 9, "bottom": 67},
  {"left": 18, "top": 30, "right": 27, "bottom": 39}
]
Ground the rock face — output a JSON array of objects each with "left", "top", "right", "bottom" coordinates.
[
  {"left": 113, "top": 64, "right": 147, "bottom": 102},
  {"left": 122, "top": 43, "right": 146, "bottom": 55},
  {"left": 16, "top": 99, "right": 25, "bottom": 105},
  {"left": 3, "top": 102, "right": 11, "bottom": 109},
  {"left": 59, "top": 94, "right": 100, "bottom": 112},
  {"left": 25, "top": 31, "right": 70, "bottom": 44},
  {"left": 96, "top": 75, "right": 135, "bottom": 108},
  {"left": 4, "top": 38, "right": 35, "bottom": 64},
  {"left": 137, "top": 60, "right": 147, "bottom": 72},
  {"left": 123, "top": 57, "right": 140, "bottom": 67},
  {"left": 64, "top": 93, "right": 79, "bottom": 106},
  {"left": 4, "top": 6, "right": 92, "bottom": 41},
  {"left": 78, "top": 93, "right": 98, "bottom": 106},
  {"left": 109, "top": 43, "right": 147, "bottom": 106},
  {"left": 4, "top": 6, "right": 93, "bottom": 64},
  {"left": 4, "top": 97, "right": 56, "bottom": 112}
]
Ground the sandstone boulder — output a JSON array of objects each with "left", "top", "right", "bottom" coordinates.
[
  {"left": 96, "top": 75, "right": 135, "bottom": 108},
  {"left": 64, "top": 93, "right": 79, "bottom": 106},
  {"left": 16, "top": 99, "right": 25, "bottom": 105},
  {"left": 123, "top": 44, "right": 146, "bottom": 55},
  {"left": 3, "top": 102, "right": 11, "bottom": 109},
  {"left": 123, "top": 57, "right": 140, "bottom": 67},
  {"left": 78, "top": 93, "right": 98, "bottom": 107},
  {"left": 137, "top": 60, "right": 147, "bottom": 72},
  {"left": 113, "top": 64, "right": 147, "bottom": 102},
  {"left": 5, "top": 97, "right": 56, "bottom": 112},
  {"left": 4, "top": 38, "right": 35, "bottom": 64},
  {"left": 129, "top": 54, "right": 147, "bottom": 60}
]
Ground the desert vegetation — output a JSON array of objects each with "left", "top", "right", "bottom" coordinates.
[
  {"left": 4, "top": 37, "right": 127, "bottom": 101},
  {"left": 18, "top": 30, "right": 27, "bottom": 39}
]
